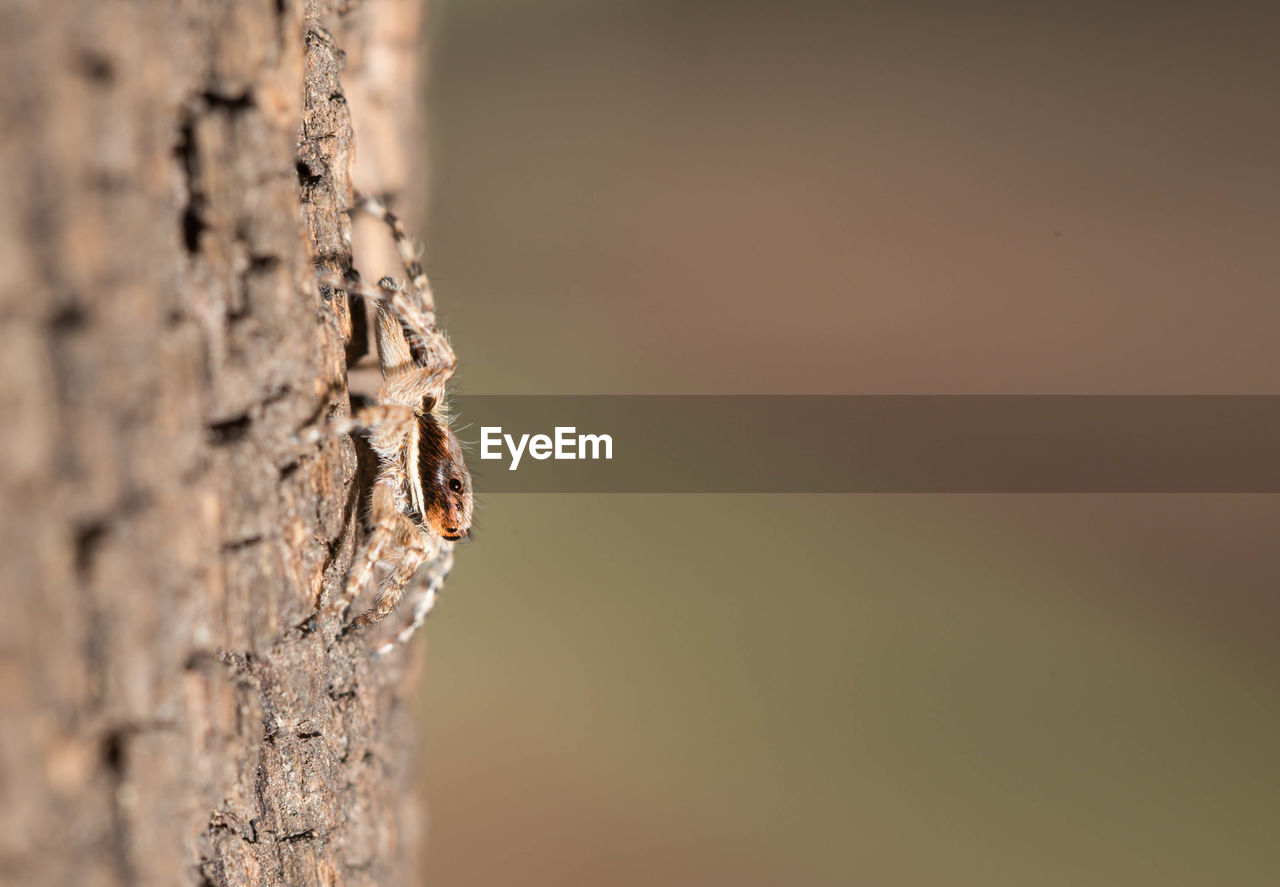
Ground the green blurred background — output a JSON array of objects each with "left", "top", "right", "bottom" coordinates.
[{"left": 408, "top": 2, "right": 1280, "bottom": 884}]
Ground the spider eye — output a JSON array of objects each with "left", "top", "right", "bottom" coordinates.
[{"left": 448, "top": 477, "right": 463, "bottom": 492}]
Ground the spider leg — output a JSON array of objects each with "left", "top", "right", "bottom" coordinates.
[
  {"left": 351, "top": 526, "right": 437, "bottom": 629},
  {"left": 347, "top": 197, "right": 457, "bottom": 393},
  {"left": 374, "top": 544, "right": 453, "bottom": 656},
  {"left": 327, "top": 472, "right": 416, "bottom": 622},
  {"left": 352, "top": 192, "right": 435, "bottom": 313},
  {"left": 293, "top": 403, "right": 416, "bottom": 452},
  {"left": 352, "top": 500, "right": 441, "bottom": 632},
  {"left": 379, "top": 353, "right": 455, "bottom": 406},
  {"left": 318, "top": 271, "right": 435, "bottom": 362},
  {"left": 318, "top": 270, "right": 455, "bottom": 398}
]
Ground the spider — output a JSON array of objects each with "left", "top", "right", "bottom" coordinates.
[{"left": 301, "top": 193, "right": 472, "bottom": 647}]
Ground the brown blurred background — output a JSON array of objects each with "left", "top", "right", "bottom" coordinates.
[{"left": 401, "top": 1, "right": 1280, "bottom": 884}]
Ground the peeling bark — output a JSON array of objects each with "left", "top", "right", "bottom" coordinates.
[{"left": 0, "top": 2, "right": 430, "bottom": 885}]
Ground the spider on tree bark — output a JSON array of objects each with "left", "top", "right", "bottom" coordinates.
[{"left": 300, "top": 193, "right": 472, "bottom": 652}]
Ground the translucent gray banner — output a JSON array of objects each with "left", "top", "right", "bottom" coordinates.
[{"left": 451, "top": 396, "right": 1280, "bottom": 492}]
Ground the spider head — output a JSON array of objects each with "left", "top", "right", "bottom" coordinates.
[{"left": 415, "top": 416, "right": 473, "bottom": 541}]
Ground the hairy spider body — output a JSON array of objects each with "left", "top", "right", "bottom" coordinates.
[{"left": 305, "top": 193, "right": 472, "bottom": 640}]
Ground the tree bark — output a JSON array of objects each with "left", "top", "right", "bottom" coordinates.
[{"left": 0, "top": 2, "right": 430, "bottom": 885}]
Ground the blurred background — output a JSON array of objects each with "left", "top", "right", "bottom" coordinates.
[{"left": 405, "top": 1, "right": 1280, "bottom": 884}]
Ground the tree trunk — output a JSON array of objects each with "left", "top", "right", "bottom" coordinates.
[{"left": 0, "top": 2, "right": 432, "bottom": 885}]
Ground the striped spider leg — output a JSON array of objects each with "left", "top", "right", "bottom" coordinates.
[
  {"left": 374, "top": 544, "right": 453, "bottom": 657},
  {"left": 304, "top": 195, "right": 472, "bottom": 638}
]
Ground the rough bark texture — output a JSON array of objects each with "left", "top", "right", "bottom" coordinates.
[{"left": 0, "top": 1, "right": 431, "bottom": 885}]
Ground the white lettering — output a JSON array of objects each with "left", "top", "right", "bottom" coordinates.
[
  {"left": 481, "top": 427, "right": 504, "bottom": 460},
  {"left": 555, "top": 426, "right": 576, "bottom": 459},
  {"left": 528, "top": 434, "right": 553, "bottom": 460},
  {"left": 504, "top": 432, "right": 529, "bottom": 471},
  {"left": 578, "top": 433, "right": 612, "bottom": 461},
  {"left": 482, "top": 427, "right": 614, "bottom": 470}
]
